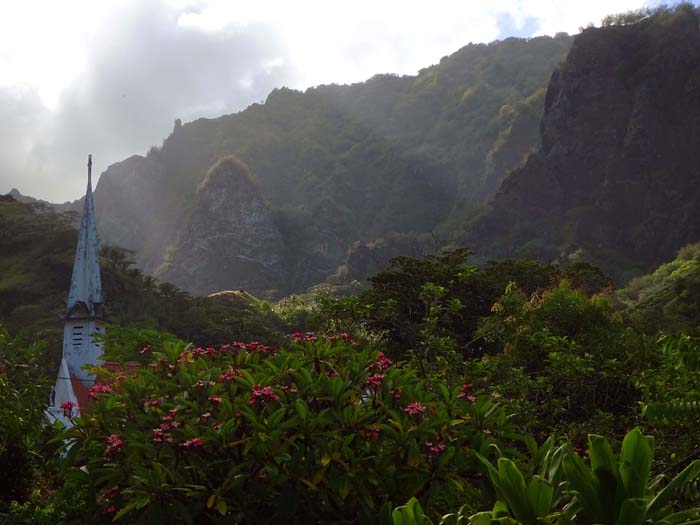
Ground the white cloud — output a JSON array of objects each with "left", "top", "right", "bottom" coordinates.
[{"left": 0, "top": 0, "right": 664, "bottom": 201}]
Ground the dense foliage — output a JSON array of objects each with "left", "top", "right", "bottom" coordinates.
[
  {"left": 0, "top": 329, "right": 56, "bottom": 510},
  {"left": 3, "top": 241, "right": 700, "bottom": 522},
  {"left": 61, "top": 336, "right": 518, "bottom": 523},
  {"left": 617, "top": 243, "right": 700, "bottom": 336}
]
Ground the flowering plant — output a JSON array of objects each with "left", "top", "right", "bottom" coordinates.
[{"left": 61, "top": 334, "right": 515, "bottom": 523}]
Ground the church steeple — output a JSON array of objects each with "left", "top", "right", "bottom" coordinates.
[
  {"left": 47, "top": 155, "right": 107, "bottom": 428},
  {"left": 67, "top": 154, "right": 103, "bottom": 318}
]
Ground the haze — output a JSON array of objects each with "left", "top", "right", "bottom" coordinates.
[{"left": 0, "top": 0, "right": 669, "bottom": 202}]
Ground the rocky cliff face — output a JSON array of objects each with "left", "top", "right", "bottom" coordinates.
[
  {"left": 470, "top": 7, "right": 700, "bottom": 281},
  {"left": 156, "top": 157, "right": 286, "bottom": 296},
  {"left": 93, "top": 155, "right": 176, "bottom": 272}
]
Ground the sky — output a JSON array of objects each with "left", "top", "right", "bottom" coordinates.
[{"left": 0, "top": 0, "right": 675, "bottom": 202}]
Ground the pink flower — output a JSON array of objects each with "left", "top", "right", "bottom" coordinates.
[
  {"left": 88, "top": 383, "right": 112, "bottom": 400},
  {"left": 244, "top": 341, "right": 276, "bottom": 354},
  {"left": 457, "top": 384, "right": 472, "bottom": 398},
  {"left": 363, "top": 425, "right": 381, "bottom": 441},
  {"left": 248, "top": 384, "right": 280, "bottom": 406},
  {"left": 60, "top": 401, "right": 77, "bottom": 417},
  {"left": 230, "top": 342, "right": 246, "bottom": 353},
  {"left": 179, "top": 437, "right": 203, "bottom": 448},
  {"left": 466, "top": 394, "right": 477, "bottom": 404},
  {"left": 390, "top": 388, "right": 402, "bottom": 400},
  {"left": 104, "top": 434, "right": 124, "bottom": 460},
  {"left": 404, "top": 402, "right": 429, "bottom": 415},
  {"left": 139, "top": 345, "right": 151, "bottom": 354},
  {"left": 208, "top": 395, "right": 222, "bottom": 405},
  {"left": 425, "top": 439, "right": 446, "bottom": 457},
  {"left": 292, "top": 332, "right": 318, "bottom": 343},
  {"left": 491, "top": 390, "right": 501, "bottom": 399},
  {"left": 366, "top": 373, "right": 384, "bottom": 391},
  {"left": 330, "top": 332, "right": 354, "bottom": 344},
  {"left": 193, "top": 380, "right": 215, "bottom": 389},
  {"left": 218, "top": 369, "right": 242, "bottom": 382},
  {"left": 177, "top": 351, "right": 194, "bottom": 364},
  {"left": 376, "top": 352, "right": 393, "bottom": 370},
  {"left": 153, "top": 427, "right": 169, "bottom": 443},
  {"left": 144, "top": 399, "right": 159, "bottom": 408}
]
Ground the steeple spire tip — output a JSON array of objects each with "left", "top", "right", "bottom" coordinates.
[{"left": 87, "top": 154, "right": 92, "bottom": 186}]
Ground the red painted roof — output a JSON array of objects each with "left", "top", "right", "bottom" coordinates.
[
  {"left": 70, "top": 373, "right": 91, "bottom": 411},
  {"left": 102, "top": 361, "right": 141, "bottom": 374}
]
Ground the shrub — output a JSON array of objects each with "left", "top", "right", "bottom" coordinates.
[{"left": 61, "top": 335, "right": 517, "bottom": 523}]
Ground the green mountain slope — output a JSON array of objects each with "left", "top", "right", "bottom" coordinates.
[{"left": 85, "top": 35, "right": 572, "bottom": 295}]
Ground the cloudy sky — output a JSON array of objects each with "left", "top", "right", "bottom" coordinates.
[{"left": 0, "top": 0, "right": 675, "bottom": 202}]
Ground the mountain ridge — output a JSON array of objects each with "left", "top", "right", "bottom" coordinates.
[{"left": 55, "top": 34, "right": 572, "bottom": 296}]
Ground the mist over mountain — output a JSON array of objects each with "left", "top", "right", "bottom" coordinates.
[
  {"left": 14, "top": 6, "right": 700, "bottom": 297},
  {"left": 74, "top": 34, "right": 571, "bottom": 296}
]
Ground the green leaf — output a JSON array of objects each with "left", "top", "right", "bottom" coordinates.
[
  {"left": 267, "top": 406, "right": 286, "bottom": 428},
  {"left": 392, "top": 498, "right": 432, "bottom": 525},
  {"left": 648, "top": 460, "right": 700, "bottom": 516},
  {"left": 563, "top": 451, "right": 606, "bottom": 522},
  {"left": 216, "top": 497, "right": 227, "bottom": 516},
  {"left": 408, "top": 440, "right": 421, "bottom": 468},
  {"left": 463, "top": 513, "right": 492, "bottom": 525},
  {"left": 587, "top": 434, "right": 620, "bottom": 520},
  {"left": 615, "top": 498, "right": 646, "bottom": 525},
  {"left": 496, "top": 458, "right": 533, "bottom": 523},
  {"left": 619, "top": 427, "right": 654, "bottom": 500},
  {"left": 492, "top": 500, "right": 510, "bottom": 517},
  {"left": 113, "top": 496, "right": 150, "bottom": 521},
  {"left": 295, "top": 398, "right": 308, "bottom": 421},
  {"left": 526, "top": 475, "right": 554, "bottom": 518},
  {"left": 476, "top": 453, "right": 502, "bottom": 495}
]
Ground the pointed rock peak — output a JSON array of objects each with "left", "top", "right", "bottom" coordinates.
[
  {"left": 197, "top": 156, "right": 260, "bottom": 195},
  {"left": 67, "top": 155, "right": 103, "bottom": 317}
]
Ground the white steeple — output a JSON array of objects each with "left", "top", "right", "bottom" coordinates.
[
  {"left": 47, "top": 155, "right": 107, "bottom": 427},
  {"left": 67, "top": 154, "right": 103, "bottom": 317}
]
